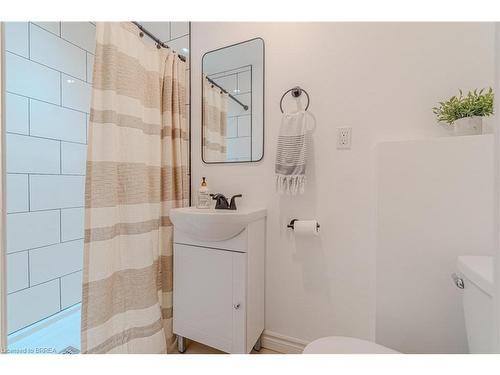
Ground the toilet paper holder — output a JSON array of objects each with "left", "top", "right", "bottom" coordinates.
[{"left": 287, "top": 219, "right": 320, "bottom": 230}]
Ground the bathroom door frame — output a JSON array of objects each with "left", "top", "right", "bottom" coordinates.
[{"left": 0, "top": 21, "right": 7, "bottom": 352}]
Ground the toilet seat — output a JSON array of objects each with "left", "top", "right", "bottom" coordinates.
[{"left": 303, "top": 336, "right": 399, "bottom": 354}]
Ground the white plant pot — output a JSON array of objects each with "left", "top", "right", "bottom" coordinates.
[{"left": 453, "top": 116, "right": 483, "bottom": 136}]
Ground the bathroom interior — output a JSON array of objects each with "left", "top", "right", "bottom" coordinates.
[{"left": 0, "top": 15, "right": 500, "bottom": 363}]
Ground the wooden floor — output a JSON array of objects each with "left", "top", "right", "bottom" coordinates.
[{"left": 176, "top": 339, "right": 280, "bottom": 354}]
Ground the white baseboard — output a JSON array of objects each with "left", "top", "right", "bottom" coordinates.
[{"left": 261, "top": 330, "right": 309, "bottom": 354}]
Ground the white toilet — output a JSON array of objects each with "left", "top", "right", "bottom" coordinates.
[
  {"left": 304, "top": 255, "right": 495, "bottom": 354},
  {"left": 456, "top": 255, "right": 495, "bottom": 353},
  {"left": 303, "top": 336, "right": 399, "bottom": 354}
]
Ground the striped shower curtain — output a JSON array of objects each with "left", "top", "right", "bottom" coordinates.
[
  {"left": 81, "top": 22, "right": 189, "bottom": 354},
  {"left": 202, "top": 75, "right": 228, "bottom": 161}
]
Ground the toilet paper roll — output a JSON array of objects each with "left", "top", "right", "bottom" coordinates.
[{"left": 293, "top": 220, "right": 319, "bottom": 236}]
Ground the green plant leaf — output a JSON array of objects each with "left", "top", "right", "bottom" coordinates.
[{"left": 433, "top": 88, "right": 494, "bottom": 125}]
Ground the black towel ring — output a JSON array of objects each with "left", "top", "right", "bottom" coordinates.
[{"left": 280, "top": 86, "right": 310, "bottom": 113}]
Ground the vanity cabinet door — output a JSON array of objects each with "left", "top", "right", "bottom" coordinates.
[{"left": 173, "top": 244, "right": 246, "bottom": 353}]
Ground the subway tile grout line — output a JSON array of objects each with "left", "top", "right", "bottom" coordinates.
[
  {"left": 5, "top": 91, "right": 91, "bottom": 117},
  {"left": 5, "top": 50, "right": 91, "bottom": 86},
  {"left": 166, "top": 33, "right": 190, "bottom": 43},
  {"left": 7, "top": 205, "right": 85, "bottom": 216},
  {"left": 6, "top": 237, "right": 85, "bottom": 257},
  {"left": 6, "top": 130, "right": 88, "bottom": 146},
  {"left": 207, "top": 65, "right": 251, "bottom": 80},
  {"left": 39, "top": 22, "right": 93, "bottom": 54},
  {"left": 7, "top": 269, "right": 83, "bottom": 296},
  {"left": 7, "top": 171, "right": 86, "bottom": 177},
  {"left": 58, "top": 24, "right": 96, "bottom": 55},
  {"left": 30, "top": 22, "right": 96, "bottom": 61},
  {"left": 29, "top": 21, "right": 59, "bottom": 38}
]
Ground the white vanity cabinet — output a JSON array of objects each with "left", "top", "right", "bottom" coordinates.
[{"left": 171, "top": 207, "right": 266, "bottom": 354}]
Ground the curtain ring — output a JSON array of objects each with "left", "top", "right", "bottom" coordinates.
[
  {"left": 139, "top": 31, "right": 144, "bottom": 38},
  {"left": 156, "top": 43, "right": 161, "bottom": 49}
]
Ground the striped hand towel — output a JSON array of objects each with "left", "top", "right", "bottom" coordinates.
[{"left": 275, "top": 111, "right": 308, "bottom": 194}]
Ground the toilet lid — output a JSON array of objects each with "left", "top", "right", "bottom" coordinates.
[{"left": 303, "top": 336, "right": 399, "bottom": 354}]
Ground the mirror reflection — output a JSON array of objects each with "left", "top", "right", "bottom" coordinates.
[{"left": 202, "top": 38, "right": 264, "bottom": 163}]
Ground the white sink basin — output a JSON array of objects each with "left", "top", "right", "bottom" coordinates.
[{"left": 170, "top": 207, "right": 266, "bottom": 242}]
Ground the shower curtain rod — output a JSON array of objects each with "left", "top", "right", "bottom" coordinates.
[
  {"left": 132, "top": 22, "right": 187, "bottom": 62},
  {"left": 205, "top": 76, "right": 249, "bottom": 111}
]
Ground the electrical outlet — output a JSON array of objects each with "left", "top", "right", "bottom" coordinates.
[{"left": 337, "top": 127, "right": 352, "bottom": 149}]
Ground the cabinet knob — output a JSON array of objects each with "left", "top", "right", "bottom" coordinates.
[{"left": 233, "top": 303, "right": 241, "bottom": 310}]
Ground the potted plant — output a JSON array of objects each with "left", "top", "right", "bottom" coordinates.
[{"left": 432, "top": 88, "right": 494, "bottom": 136}]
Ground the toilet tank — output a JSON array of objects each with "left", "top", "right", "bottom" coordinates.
[{"left": 457, "top": 256, "right": 494, "bottom": 353}]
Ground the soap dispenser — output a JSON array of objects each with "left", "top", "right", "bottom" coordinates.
[{"left": 197, "top": 177, "right": 211, "bottom": 209}]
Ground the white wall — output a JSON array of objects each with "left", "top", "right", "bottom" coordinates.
[
  {"left": 191, "top": 23, "right": 495, "bottom": 349},
  {"left": 377, "top": 135, "right": 494, "bottom": 353}
]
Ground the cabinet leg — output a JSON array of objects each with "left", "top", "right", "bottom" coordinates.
[
  {"left": 177, "top": 335, "right": 186, "bottom": 353},
  {"left": 253, "top": 336, "right": 262, "bottom": 352}
]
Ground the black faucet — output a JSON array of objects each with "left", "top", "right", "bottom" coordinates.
[{"left": 210, "top": 193, "right": 242, "bottom": 210}]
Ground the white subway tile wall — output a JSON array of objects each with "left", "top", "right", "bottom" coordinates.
[
  {"left": 6, "top": 52, "right": 61, "bottom": 104},
  {"left": 5, "top": 22, "right": 29, "bottom": 58},
  {"left": 30, "top": 175, "right": 85, "bottom": 210},
  {"left": 60, "top": 208, "right": 84, "bottom": 241},
  {"left": 61, "top": 143, "right": 87, "bottom": 175},
  {"left": 32, "top": 22, "right": 61, "bottom": 36},
  {"left": 6, "top": 174, "right": 29, "bottom": 213},
  {"left": 29, "top": 240, "right": 84, "bottom": 285},
  {"left": 7, "top": 210, "right": 61, "bottom": 254},
  {"left": 170, "top": 22, "right": 190, "bottom": 39},
  {"left": 7, "top": 252, "right": 29, "bottom": 293},
  {"left": 5, "top": 93, "right": 29, "bottom": 134},
  {"left": 5, "top": 22, "right": 95, "bottom": 334},
  {"left": 7, "top": 279, "right": 61, "bottom": 333},
  {"left": 5, "top": 21, "right": 190, "bottom": 334},
  {"left": 61, "top": 22, "right": 97, "bottom": 54},
  {"left": 7, "top": 134, "right": 61, "bottom": 174},
  {"left": 61, "top": 74, "right": 92, "bottom": 112},
  {"left": 30, "top": 100, "right": 87, "bottom": 143},
  {"left": 30, "top": 24, "right": 87, "bottom": 80},
  {"left": 60, "top": 271, "right": 83, "bottom": 309}
]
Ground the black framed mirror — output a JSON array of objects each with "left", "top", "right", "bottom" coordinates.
[{"left": 202, "top": 38, "right": 264, "bottom": 163}]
